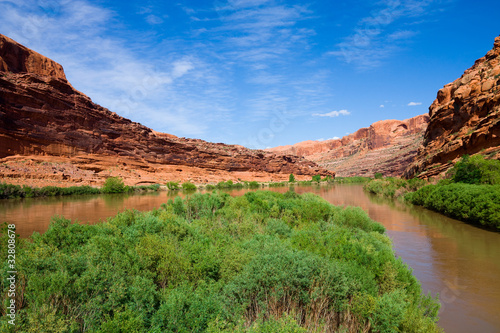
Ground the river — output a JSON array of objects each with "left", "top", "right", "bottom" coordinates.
[{"left": 1, "top": 184, "right": 499, "bottom": 332}]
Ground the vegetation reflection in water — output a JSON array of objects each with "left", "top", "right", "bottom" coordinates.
[{"left": 0, "top": 190, "right": 441, "bottom": 332}]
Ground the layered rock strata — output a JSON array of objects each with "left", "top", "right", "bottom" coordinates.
[
  {"left": 404, "top": 36, "right": 500, "bottom": 178},
  {"left": 0, "top": 34, "right": 332, "bottom": 186},
  {"left": 268, "top": 115, "right": 429, "bottom": 177}
]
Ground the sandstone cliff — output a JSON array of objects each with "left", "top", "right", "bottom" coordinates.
[
  {"left": 267, "top": 114, "right": 429, "bottom": 177},
  {"left": 0, "top": 34, "right": 332, "bottom": 186},
  {"left": 404, "top": 36, "right": 500, "bottom": 178}
]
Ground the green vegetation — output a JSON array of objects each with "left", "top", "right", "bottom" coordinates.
[
  {"left": 268, "top": 181, "right": 288, "bottom": 187},
  {"left": 312, "top": 174, "right": 322, "bottom": 182},
  {"left": 0, "top": 191, "right": 441, "bottom": 332},
  {"left": 0, "top": 178, "right": 160, "bottom": 200},
  {"left": 363, "top": 155, "right": 500, "bottom": 229},
  {"left": 375, "top": 172, "right": 383, "bottom": 179},
  {"left": 364, "top": 178, "right": 428, "bottom": 199},
  {"left": 447, "top": 154, "right": 500, "bottom": 185},
  {"left": 406, "top": 184, "right": 500, "bottom": 229},
  {"left": 182, "top": 182, "right": 197, "bottom": 191},
  {"left": 102, "top": 176, "right": 126, "bottom": 193},
  {"left": 166, "top": 181, "right": 180, "bottom": 190},
  {"left": 289, "top": 173, "right": 295, "bottom": 182},
  {"left": 335, "top": 176, "right": 372, "bottom": 184}
]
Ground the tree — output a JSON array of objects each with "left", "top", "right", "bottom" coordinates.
[
  {"left": 289, "top": 174, "right": 295, "bottom": 182},
  {"left": 102, "top": 177, "right": 126, "bottom": 193},
  {"left": 312, "top": 175, "right": 321, "bottom": 183}
]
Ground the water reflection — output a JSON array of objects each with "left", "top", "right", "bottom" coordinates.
[{"left": 1, "top": 184, "right": 499, "bottom": 332}]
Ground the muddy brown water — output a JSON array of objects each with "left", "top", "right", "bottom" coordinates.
[{"left": 1, "top": 184, "right": 499, "bottom": 332}]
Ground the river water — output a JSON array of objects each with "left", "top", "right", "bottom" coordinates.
[{"left": 1, "top": 184, "right": 499, "bottom": 332}]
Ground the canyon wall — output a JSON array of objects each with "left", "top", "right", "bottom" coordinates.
[
  {"left": 268, "top": 114, "right": 429, "bottom": 177},
  {"left": 0, "top": 34, "right": 332, "bottom": 186},
  {"left": 404, "top": 36, "right": 500, "bottom": 178}
]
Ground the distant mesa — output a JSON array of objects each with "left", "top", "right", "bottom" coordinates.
[
  {"left": 0, "top": 34, "right": 333, "bottom": 186},
  {"left": 267, "top": 114, "right": 429, "bottom": 177}
]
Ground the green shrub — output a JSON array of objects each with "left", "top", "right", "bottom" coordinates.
[
  {"left": 312, "top": 175, "right": 321, "bottom": 183},
  {"left": 102, "top": 176, "right": 126, "bottom": 193},
  {"left": 182, "top": 182, "right": 197, "bottom": 191},
  {"left": 289, "top": 174, "right": 295, "bottom": 182},
  {"left": 166, "top": 181, "right": 180, "bottom": 190},
  {"left": 0, "top": 191, "right": 440, "bottom": 332},
  {"left": 406, "top": 183, "right": 500, "bottom": 229},
  {"left": 374, "top": 172, "right": 383, "bottom": 179},
  {"left": 449, "top": 154, "right": 500, "bottom": 185}
]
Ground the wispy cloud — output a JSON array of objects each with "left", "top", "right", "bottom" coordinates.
[
  {"left": 408, "top": 101, "right": 422, "bottom": 106},
  {"left": 312, "top": 110, "right": 350, "bottom": 117},
  {"left": 0, "top": 0, "right": 236, "bottom": 138},
  {"left": 379, "top": 104, "right": 385, "bottom": 108},
  {"left": 330, "top": 0, "right": 443, "bottom": 69},
  {"left": 317, "top": 136, "right": 340, "bottom": 141}
]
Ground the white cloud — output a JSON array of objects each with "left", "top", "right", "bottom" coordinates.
[
  {"left": 0, "top": 0, "right": 237, "bottom": 138},
  {"left": 380, "top": 104, "right": 385, "bottom": 108},
  {"left": 317, "top": 136, "right": 340, "bottom": 141},
  {"left": 330, "top": 0, "right": 442, "bottom": 69},
  {"left": 408, "top": 102, "right": 422, "bottom": 106},
  {"left": 312, "top": 110, "right": 350, "bottom": 117},
  {"left": 146, "top": 14, "right": 164, "bottom": 25}
]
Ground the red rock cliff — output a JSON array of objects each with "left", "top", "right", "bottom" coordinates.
[
  {"left": 0, "top": 34, "right": 333, "bottom": 184},
  {"left": 404, "top": 36, "right": 500, "bottom": 178},
  {"left": 267, "top": 114, "right": 429, "bottom": 177}
]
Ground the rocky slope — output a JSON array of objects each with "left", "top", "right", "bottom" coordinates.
[
  {"left": 404, "top": 36, "right": 500, "bottom": 178},
  {"left": 267, "top": 115, "right": 429, "bottom": 177},
  {"left": 0, "top": 34, "right": 332, "bottom": 186}
]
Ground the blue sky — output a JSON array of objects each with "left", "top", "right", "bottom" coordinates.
[{"left": 1, "top": 0, "right": 499, "bottom": 148}]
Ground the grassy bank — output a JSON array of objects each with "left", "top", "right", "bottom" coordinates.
[
  {"left": 0, "top": 177, "right": 160, "bottom": 200},
  {"left": 406, "top": 184, "right": 500, "bottom": 229},
  {"left": 364, "top": 155, "right": 500, "bottom": 229},
  {"left": 1, "top": 190, "right": 440, "bottom": 332}
]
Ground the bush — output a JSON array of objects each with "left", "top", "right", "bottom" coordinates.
[
  {"left": 182, "top": 182, "right": 197, "bottom": 191},
  {"left": 374, "top": 172, "right": 383, "bottom": 179},
  {"left": 166, "top": 181, "right": 180, "bottom": 190},
  {"left": 312, "top": 175, "right": 321, "bottom": 183},
  {"left": 289, "top": 174, "right": 295, "bottom": 182},
  {"left": 448, "top": 155, "right": 500, "bottom": 185},
  {"left": 102, "top": 177, "right": 126, "bottom": 193},
  {"left": 0, "top": 191, "right": 441, "bottom": 332},
  {"left": 406, "top": 183, "right": 500, "bottom": 229}
]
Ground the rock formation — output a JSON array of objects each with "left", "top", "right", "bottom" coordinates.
[
  {"left": 0, "top": 34, "right": 332, "bottom": 186},
  {"left": 404, "top": 36, "right": 500, "bottom": 178},
  {"left": 267, "top": 115, "right": 429, "bottom": 177}
]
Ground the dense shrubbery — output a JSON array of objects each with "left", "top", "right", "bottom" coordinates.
[
  {"left": 335, "top": 176, "right": 372, "bottom": 184},
  {"left": 166, "top": 181, "right": 180, "bottom": 190},
  {"left": 102, "top": 176, "right": 126, "bottom": 193},
  {"left": 363, "top": 155, "right": 500, "bottom": 229},
  {"left": 448, "top": 155, "right": 500, "bottom": 185},
  {"left": 406, "top": 184, "right": 500, "bottom": 229},
  {"left": 0, "top": 191, "right": 441, "bottom": 332},
  {"left": 182, "top": 182, "right": 197, "bottom": 191},
  {"left": 0, "top": 179, "right": 160, "bottom": 199},
  {"left": 364, "top": 178, "right": 428, "bottom": 199}
]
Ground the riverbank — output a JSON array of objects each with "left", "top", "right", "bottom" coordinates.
[
  {"left": 0, "top": 155, "right": 315, "bottom": 188},
  {"left": 363, "top": 156, "right": 500, "bottom": 230},
  {"left": 0, "top": 190, "right": 441, "bottom": 332}
]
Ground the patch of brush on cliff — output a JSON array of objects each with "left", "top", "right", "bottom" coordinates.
[{"left": 405, "top": 35, "right": 500, "bottom": 179}]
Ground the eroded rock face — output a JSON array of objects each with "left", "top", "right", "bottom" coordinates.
[
  {"left": 404, "top": 35, "right": 500, "bottom": 178},
  {"left": 0, "top": 34, "right": 333, "bottom": 183},
  {"left": 267, "top": 115, "right": 429, "bottom": 177}
]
